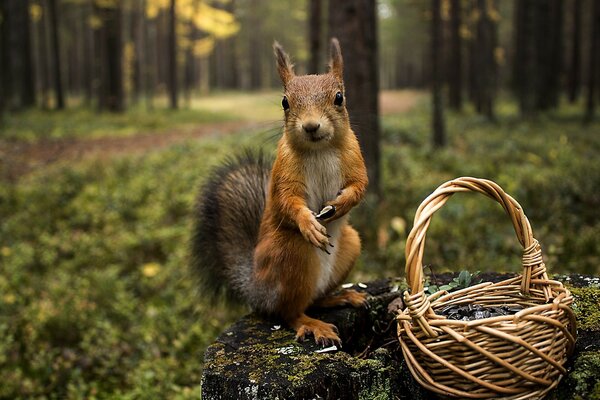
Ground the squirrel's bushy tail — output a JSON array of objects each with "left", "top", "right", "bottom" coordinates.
[{"left": 191, "top": 150, "right": 272, "bottom": 303}]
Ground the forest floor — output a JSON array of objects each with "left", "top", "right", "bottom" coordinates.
[{"left": 0, "top": 90, "right": 422, "bottom": 181}]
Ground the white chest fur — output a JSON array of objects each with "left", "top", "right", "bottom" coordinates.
[{"left": 302, "top": 149, "right": 345, "bottom": 298}]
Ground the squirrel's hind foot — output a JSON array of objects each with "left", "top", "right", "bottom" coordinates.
[
  {"left": 315, "top": 289, "right": 368, "bottom": 309},
  {"left": 292, "top": 314, "right": 341, "bottom": 347}
]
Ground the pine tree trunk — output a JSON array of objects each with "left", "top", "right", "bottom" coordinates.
[
  {"left": 248, "top": 0, "right": 262, "bottom": 90},
  {"left": 95, "top": 3, "right": 124, "bottom": 112},
  {"left": 168, "top": 0, "right": 178, "bottom": 109},
  {"left": 448, "top": 0, "right": 462, "bottom": 110},
  {"left": 568, "top": 0, "right": 582, "bottom": 103},
  {"left": 431, "top": 0, "right": 446, "bottom": 148},
  {"left": 10, "top": 0, "right": 36, "bottom": 108},
  {"left": 328, "top": 0, "right": 381, "bottom": 196},
  {"left": 474, "top": 0, "right": 496, "bottom": 120},
  {"left": 49, "top": 0, "right": 65, "bottom": 109},
  {"left": 585, "top": 0, "right": 600, "bottom": 122},
  {"left": 0, "top": 0, "right": 8, "bottom": 112},
  {"left": 308, "top": 0, "right": 322, "bottom": 74}
]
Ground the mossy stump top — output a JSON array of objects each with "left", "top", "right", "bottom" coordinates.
[{"left": 201, "top": 274, "right": 600, "bottom": 400}]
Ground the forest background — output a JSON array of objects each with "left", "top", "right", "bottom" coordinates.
[{"left": 1, "top": 0, "right": 599, "bottom": 397}]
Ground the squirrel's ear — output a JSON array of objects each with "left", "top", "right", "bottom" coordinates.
[
  {"left": 329, "top": 38, "right": 344, "bottom": 81},
  {"left": 273, "top": 41, "right": 294, "bottom": 87}
]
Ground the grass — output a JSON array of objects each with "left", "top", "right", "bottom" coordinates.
[
  {"left": 0, "top": 96, "right": 270, "bottom": 141},
  {"left": 0, "top": 91, "right": 598, "bottom": 398}
]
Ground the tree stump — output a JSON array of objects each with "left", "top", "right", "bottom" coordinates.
[{"left": 201, "top": 274, "right": 600, "bottom": 400}]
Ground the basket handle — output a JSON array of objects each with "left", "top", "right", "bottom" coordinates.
[{"left": 404, "top": 178, "right": 552, "bottom": 324}]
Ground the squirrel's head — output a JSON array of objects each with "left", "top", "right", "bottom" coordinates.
[{"left": 274, "top": 38, "right": 349, "bottom": 150}]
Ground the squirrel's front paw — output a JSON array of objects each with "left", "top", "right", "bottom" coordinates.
[{"left": 298, "top": 212, "right": 329, "bottom": 251}]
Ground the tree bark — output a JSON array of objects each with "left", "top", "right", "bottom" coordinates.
[
  {"left": 568, "top": 0, "right": 582, "bottom": 103},
  {"left": 0, "top": 0, "right": 8, "bottom": 112},
  {"left": 308, "top": 0, "right": 322, "bottom": 74},
  {"left": 49, "top": 0, "right": 65, "bottom": 109},
  {"left": 585, "top": 0, "right": 600, "bottom": 122},
  {"left": 328, "top": 0, "right": 381, "bottom": 196},
  {"left": 474, "top": 0, "right": 497, "bottom": 120},
  {"left": 431, "top": 0, "right": 446, "bottom": 148},
  {"left": 448, "top": 0, "right": 462, "bottom": 110},
  {"left": 8, "top": 0, "right": 36, "bottom": 108},
  {"left": 95, "top": 3, "right": 124, "bottom": 112},
  {"left": 513, "top": 0, "right": 564, "bottom": 115},
  {"left": 248, "top": 0, "right": 262, "bottom": 90},
  {"left": 168, "top": 0, "right": 178, "bottom": 109}
]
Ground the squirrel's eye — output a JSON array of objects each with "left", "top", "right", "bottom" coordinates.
[
  {"left": 334, "top": 91, "right": 344, "bottom": 106},
  {"left": 282, "top": 96, "right": 289, "bottom": 111}
]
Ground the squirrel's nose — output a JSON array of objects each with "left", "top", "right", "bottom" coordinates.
[{"left": 302, "top": 121, "right": 321, "bottom": 133}]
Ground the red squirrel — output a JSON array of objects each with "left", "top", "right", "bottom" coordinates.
[{"left": 192, "top": 39, "right": 368, "bottom": 346}]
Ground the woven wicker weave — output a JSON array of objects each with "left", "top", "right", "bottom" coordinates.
[{"left": 397, "top": 177, "right": 577, "bottom": 399}]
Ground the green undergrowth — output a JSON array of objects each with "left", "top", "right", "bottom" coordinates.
[
  {"left": 1, "top": 105, "right": 236, "bottom": 141},
  {"left": 363, "top": 97, "right": 600, "bottom": 277},
  {"left": 0, "top": 96, "right": 598, "bottom": 397}
]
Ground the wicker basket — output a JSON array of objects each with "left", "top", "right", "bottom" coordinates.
[{"left": 397, "top": 177, "right": 577, "bottom": 399}]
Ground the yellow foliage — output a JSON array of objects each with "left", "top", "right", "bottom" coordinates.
[
  {"left": 146, "top": 0, "right": 170, "bottom": 19},
  {"left": 3, "top": 294, "right": 16, "bottom": 305},
  {"left": 1, "top": 247, "right": 11, "bottom": 257},
  {"left": 141, "top": 262, "right": 161, "bottom": 278},
  {"left": 460, "top": 24, "right": 472, "bottom": 40},
  {"left": 94, "top": 0, "right": 119, "bottom": 9},
  {"left": 193, "top": 37, "right": 215, "bottom": 57},
  {"left": 88, "top": 14, "right": 103, "bottom": 29},
  {"left": 30, "top": 4, "right": 43, "bottom": 22},
  {"left": 441, "top": 0, "right": 450, "bottom": 21},
  {"left": 123, "top": 42, "right": 135, "bottom": 96},
  {"left": 192, "top": 2, "right": 239, "bottom": 39}
]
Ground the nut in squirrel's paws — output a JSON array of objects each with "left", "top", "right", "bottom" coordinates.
[
  {"left": 294, "top": 317, "right": 341, "bottom": 347},
  {"left": 299, "top": 212, "right": 329, "bottom": 251}
]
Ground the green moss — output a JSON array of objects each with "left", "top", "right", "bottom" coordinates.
[
  {"left": 569, "top": 287, "right": 600, "bottom": 331},
  {"left": 567, "top": 352, "right": 600, "bottom": 400},
  {"left": 357, "top": 376, "right": 392, "bottom": 400}
]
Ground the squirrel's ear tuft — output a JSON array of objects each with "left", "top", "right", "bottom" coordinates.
[
  {"left": 273, "top": 41, "right": 294, "bottom": 87},
  {"left": 329, "top": 38, "right": 343, "bottom": 81}
]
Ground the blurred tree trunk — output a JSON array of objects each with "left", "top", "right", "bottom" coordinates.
[
  {"left": 248, "top": 0, "right": 262, "bottom": 89},
  {"left": 0, "top": 0, "right": 8, "bottom": 112},
  {"left": 542, "top": 0, "right": 564, "bottom": 109},
  {"left": 474, "top": 0, "right": 497, "bottom": 120},
  {"left": 131, "top": 0, "right": 144, "bottom": 104},
  {"left": 513, "top": 0, "right": 532, "bottom": 114},
  {"left": 83, "top": 0, "right": 94, "bottom": 106},
  {"left": 42, "top": 0, "right": 55, "bottom": 109},
  {"left": 210, "top": 0, "right": 238, "bottom": 89},
  {"left": 513, "top": 0, "right": 564, "bottom": 114},
  {"left": 431, "top": 0, "right": 446, "bottom": 148},
  {"left": 144, "top": 9, "right": 156, "bottom": 110},
  {"left": 168, "top": 0, "right": 178, "bottom": 109},
  {"left": 467, "top": 0, "right": 477, "bottom": 104},
  {"left": 568, "top": 0, "right": 582, "bottom": 103},
  {"left": 8, "top": 0, "right": 36, "bottom": 108},
  {"left": 585, "top": 0, "right": 600, "bottom": 122},
  {"left": 49, "top": 0, "right": 65, "bottom": 109},
  {"left": 448, "top": 0, "right": 462, "bottom": 110},
  {"left": 328, "top": 0, "right": 381, "bottom": 196},
  {"left": 308, "top": 0, "right": 322, "bottom": 74},
  {"left": 95, "top": 2, "right": 124, "bottom": 112}
]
